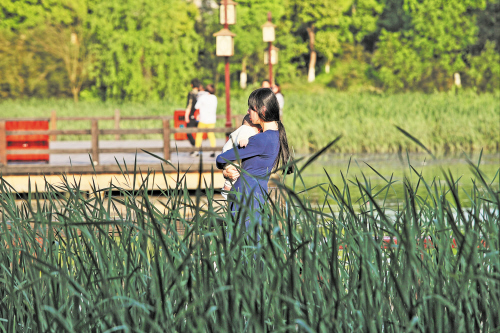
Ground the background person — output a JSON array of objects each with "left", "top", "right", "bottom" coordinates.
[
  {"left": 272, "top": 83, "right": 284, "bottom": 120},
  {"left": 197, "top": 84, "right": 208, "bottom": 103},
  {"left": 184, "top": 78, "right": 200, "bottom": 146},
  {"left": 261, "top": 79, "right": 271, "bottom": 88},
  {"left": 194, "top": 84, "right": 217, "bottom": 157},
  {"left": 216, "top": 88, "right": 293, "bottom": 224}
]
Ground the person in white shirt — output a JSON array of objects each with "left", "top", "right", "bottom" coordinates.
[
  {"left": 272, "top": 83, "right": 284, "bottom": 120},
  {"left": 220, "top": 114, "right": 261, "bottom": 199},
  {"left": 194, "top": 84, "right": 217, "bottom": 156}
]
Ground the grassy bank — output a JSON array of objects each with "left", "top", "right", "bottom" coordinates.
[
  {"left": 1, "top": 91, "right": 498, "bottom": 153},
  {"left": 0, "top": 147, "right": 499, "bottom": 331},
  {"left": 270, "top": 90, "right": 499, "bottom": 154}
]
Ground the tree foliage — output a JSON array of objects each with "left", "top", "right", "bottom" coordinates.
[
  {"left": 373, "top": 0, "right": 489, "bottom": 91},
  {"left": 0, "top": 0, "right": 498, "bottom": 101},
  {"left": 230, "top": 0, "right": 287, "bottom": 84},
  {"left": 87, "top": 0, "right": 201, "bottom": 101}
]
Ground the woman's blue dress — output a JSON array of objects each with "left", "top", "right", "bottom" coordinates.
[{"left": 216, "top": 130, "right": 280, "bottom": 223}]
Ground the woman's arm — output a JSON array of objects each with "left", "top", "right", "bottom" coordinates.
[{"left": 216, "top": 136, "right": 265, "bottom": 169}]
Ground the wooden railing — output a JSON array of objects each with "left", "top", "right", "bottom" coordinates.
[
  {"left": 2, "top": 110, "right": 245, "bottom": 141},
  {"left": 0, "top": 111, "right": 243, "bottom": 165}
]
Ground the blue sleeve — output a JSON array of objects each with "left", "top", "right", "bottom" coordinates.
[{"left": 216, "top": 135, "right": 266, "bottom": 169}]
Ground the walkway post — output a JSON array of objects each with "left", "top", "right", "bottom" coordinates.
[
  {"left": 162, "top": 119, "right": 170, "bottom": 161},
  {"left": 50, "top": 110, "right": 57, "bottom": 141},
  {"left": 114, "top": 109, "right": 121, "bottom": 140},
  {"left": 91, "top": 119, "right": 99, "bottom": 165},
  {"left": 0, "top": 121, "right": 6, "bottom": 165}
]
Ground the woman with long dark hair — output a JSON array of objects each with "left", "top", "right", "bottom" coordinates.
[{"left": 216, "top": 88, "right": 293, "bottom": 224}]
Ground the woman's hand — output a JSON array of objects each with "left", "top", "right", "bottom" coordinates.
[{"left": 223, "top": 165, "right": 240, "bottom": 181}]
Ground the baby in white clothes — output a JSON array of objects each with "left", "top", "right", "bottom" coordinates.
[{"left": 221, "top": 114, "right": 261, "bottom": 199}]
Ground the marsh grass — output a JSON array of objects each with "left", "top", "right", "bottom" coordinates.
[
  {"left": 0, "top": 142, "right": 499, "bottom": 332},
  {"left": 1, "top": 91, "right": 498, "bottom": 153}
]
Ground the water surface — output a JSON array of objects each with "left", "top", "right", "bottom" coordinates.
[{"left": 287, "top": 153, "right": 499, "bottom": 208}]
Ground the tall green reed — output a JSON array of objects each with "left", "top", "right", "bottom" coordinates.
[{"left": 0, "top": 143, "right": 498, "bottom": 332}]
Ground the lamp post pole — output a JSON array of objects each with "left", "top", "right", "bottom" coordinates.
[
  {"left": 224, "top": 0, "right": 232, "bottom": 134},
  {"left": 214, "top": 0, "right": 236, "bottom": 137},
  {"left": 267, "top": 12, "right": 273, "bottom": 86}
]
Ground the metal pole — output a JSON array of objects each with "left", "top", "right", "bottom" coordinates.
[
  {"left": 224, "top": 0, "right": 232, "bottom": 135},
  {"left": 268, "top": 12, "right": 273, "bottom": 86},
  {"left": 225, "top": 57, "right": 231, "bottom": 133},
  {"left": 269, "top": 41, "right": 273, "bottom": 86}
]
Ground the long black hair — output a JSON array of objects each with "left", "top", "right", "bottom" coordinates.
[{"left": 248, "top": 88, "right": 293, "bottom": 174}]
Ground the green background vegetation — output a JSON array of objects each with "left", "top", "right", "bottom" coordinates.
[
  {"left": 1, "top": 91, "right": 498, "bottom": 154},
  {"left": 0, "top": 0, "right": 499, "bottom": 102}
]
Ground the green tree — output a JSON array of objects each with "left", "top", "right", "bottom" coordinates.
[
  {"left": 373, "top": 0, "right": 487, "bottom": 91},
  {"left": 37, "top": 24, "right": 91, "bottom": 102},
  {"left": 463, "top": 0, "right": 500, "bottom": 91},
  {"left": 0, "top": 31, "right": 55, "bottom": 98},
  {"left": 273, "top": 11, "right": 308, "bottom": 84},
  {"left": 87, "top": 0, "right": 201, "bottom": 101},
  {"left": 314, "top": 2, "right": 351, "bottom": 75},
  {"left": 193, "top": 0, "right": 220, "bottom": 90},
  {"left": 230, "top": 0, "right": 287, "bottom": 87},
  {"left": 350, "top": 0, "right": 384, "bottom": 45},
  {"left": 474, "top": 0, "right": 500, "bottom": 53},
  {"left": 287, "top": 0, "right": 381, "bottom": 82},
  {"left": 0, "top": 0, "right": 81, "bottom": 31},
  {"left": 0, "top": 0, "right": 87, "bottom": 99},
  {"left": 287, "top": 0, "right": 350, "bottom": 82},
  {"left": 197, "top": 0, "right": 301, "bottom": 90},
  {"left": 466, "top": 41, "right": 500, "bottom": 91}
]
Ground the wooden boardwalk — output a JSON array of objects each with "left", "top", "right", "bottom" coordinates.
[
  {"left": 0, "top": 114, "right": 243, "bottom": 193},
  {"left": 0, "top": 139, "right": 226, "bottom": 193}
]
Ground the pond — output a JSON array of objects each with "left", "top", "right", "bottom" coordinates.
[{"left": 286, "top": 152, "right": 500, "bottom": 208}]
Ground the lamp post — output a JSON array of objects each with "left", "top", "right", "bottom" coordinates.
[
  {"left": 214, "top": 0, "right": 237, "bottom": 135},
  {"left": 264, "top": 45, "right": 279, "bottom": 67},
  {"left": 262, "top": 12, "right": 276, "bottom": 85}
]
